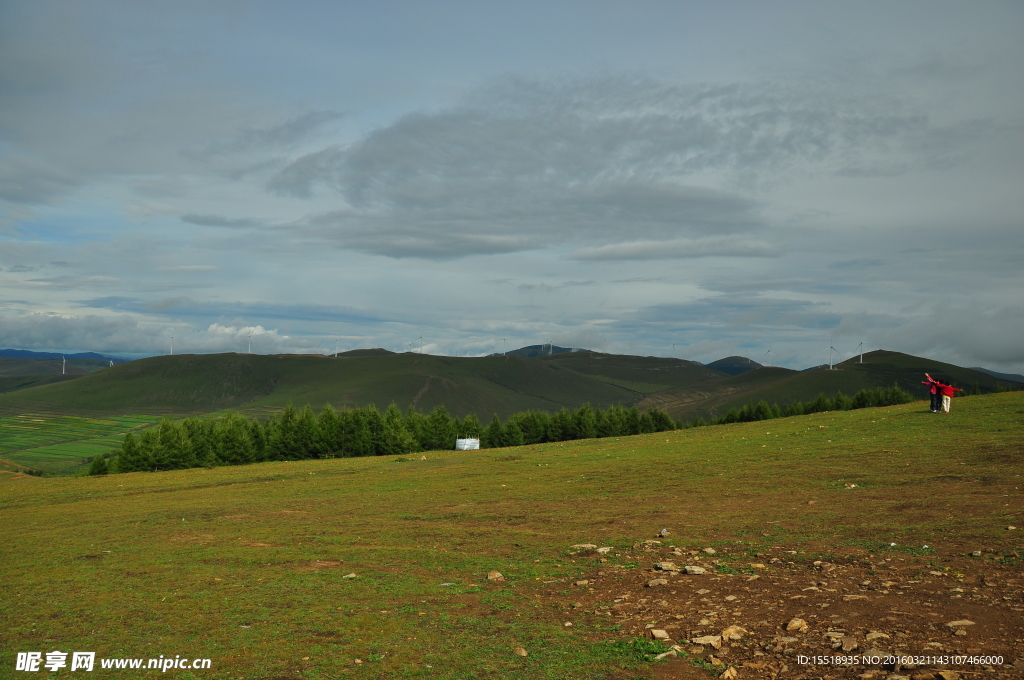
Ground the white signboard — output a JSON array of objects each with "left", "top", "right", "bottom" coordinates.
[{"left": 455, "top": 438, "right": 480, "bottom": 450}]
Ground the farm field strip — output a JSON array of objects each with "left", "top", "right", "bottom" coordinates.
[{"left": 0, "top": 393, "right": 1021, "bottom": 679}]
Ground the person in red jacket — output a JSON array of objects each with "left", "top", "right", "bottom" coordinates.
[
  {"left": 935, "top": 379, "right": 963, "bottom": 413},
  {"left": 922, "top": 374, "right": 940, "bottom": 412}
]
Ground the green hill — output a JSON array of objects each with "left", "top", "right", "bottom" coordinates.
[
  {"left": 706, "top": 355, "right": 762, "bottom": 375},
  {"left": 0, "top": 348, "right": 1017, "bottom": 427},
  {"left": 0, "top": 351, "right": 646, "bottom": 419},
  {"left": 639, "top": 349, "right": 1021, "bottom": 420}
]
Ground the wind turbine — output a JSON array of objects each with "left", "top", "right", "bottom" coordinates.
[
  {"left": 764, "top": 344, "right": 776, "bottom": 367},
  {"left": 501, "top": 338, "right": 508, "bottom": 356},
  {"left": 109, "top": 360, "right": 113, "bottom": 368},
  {"left": 334, "top": 339, "right": 340, "bottom": 357},
  {"left": 247, "top": 329, "right": 254, "bottom": 354},
  {"left": 62, "top": 355, "right": 66, "bottom": 375},
  {"left": 169, "top": 334, "right": 174, "bottom": 356},
  {"left": 857, "top": 341, "right": 864, "bottom": 363},
  {"left": 828, "top": 335, "right": 837, "bottom": 370},
  {"left": 417, "top": 336, "right": 425, "bottom": 354}
]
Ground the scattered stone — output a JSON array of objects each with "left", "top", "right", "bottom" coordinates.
[
  {"left": 841, "top": 636, "right": 859, "bottom": 652},
  {"left": 596, "top": 547, "right": 613, "bottom": 554},
  {"left": 654, "top": 561, "right": 680, "bottom": 571},
  {"left": 650, "top": 629, "right": 671, "bottom": 640},
  {"left": 659, "top": 529, "right": 670, "bottom": 537},
  {"left": 654, "top": 649, "right": 679, "bottom": 660},
  {"left": 953, "top": 629, "right": 967, "bottom": 636},
  {"left": 866, "top": 632, "right": 890, "bottom": 641},
  {"left": 697, "top": 588, "right": 711, "bottom": 594},
  {"left": 647, "top": 578, "right": 669, "bottom": 587},
  {"left": 571, "top": 544, "right": 597, "bottom": 550},
  {"left": 563, "top": 621, "right": 573, "bottom": 627},
  {"left": 936, "top": 672, "right": 960, "bottom": 680},
  {"left": 843, "top": 594, "right": 869, "bottom": 601},
  {"left": 1008, "top": 526, "right": 1017, "bottom": 531},
  {"left": 699, "top": 618, "right": 712, "bottom": 625},
  {"left": 685, "top": 565, "right": 707, "bottom": 575},
  {"left": 786, "top": 617, "right": 809, "bottom": 633},
  {"left": 970, "top": 550, "right": 982, "bottom": 557},
  {"left": 750, "top": 563, "right": 767, "bottom": 569},
  {"left": 487, "top": 570, "right": 505, "bottom": 581},
  {"left": 575, "top": 580, "right": 589, "bottom": 586},
  {"left": 692, "top": 635, "right": 723, "bottom": 649},
  {"left": 342, "top": 573, "right": 357, "bottom": 579},
  {"left": 721, "top": 667, "right": 738, "bottom": 680},
  {"left": 945, "top": 619, "right": 975, "bottom": 628},
  {"left": 570, "top": 601, "right": 582, "bottom": 608},
  {"left": 721, "top": 625, "right": 747, "bottom": 640},
  {"left": 703, "top": 547, "right": 717, "bottom": 554},
  {"left": 512, "top": 646, "right": 528, "bottom": 657},
  {"left": 777, "top": 637, "right": 798, "bottom": 644}
]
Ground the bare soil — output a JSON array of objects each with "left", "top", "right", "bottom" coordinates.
[{"left": 547, "top": 542, "right": 1023, "bottom": 680}]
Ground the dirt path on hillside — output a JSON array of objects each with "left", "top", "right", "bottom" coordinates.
[{"left": 544, "top": 542, "right": 1022, "bottom": 680}]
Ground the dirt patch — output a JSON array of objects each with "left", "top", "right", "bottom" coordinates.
[
  {"left": 243, "top": 542, "right": 279, "bottom": 548},
  {"left": 291, "top": 560, "right": 343, "bottom": 571},
  {"left": 542, "top": 543, "right": 1023, "bottom": 679}
]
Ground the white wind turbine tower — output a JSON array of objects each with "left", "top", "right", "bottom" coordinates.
[
  {"left": 828, "top": 335, "right": 837, "bottom": 370},
  {"left": 417, "top": 336, "right": 425, "bottom": 354},
  {"left": 247, "top": 329, "right": 254, "bottom": 354},
  {"left": 62, "top": 355, "right": 66, "bottom": 375},
  {"left": 169, "top": 334, "right": 174, "bottom": 356},
  {"left": 334, "top": 339, "right": 340, "bottom": 357},
  {"left": 501, "top": 338, "right": 508, "bottom": 356},
  {"left": 764, "top": 344, "right": 776, "bottom": 367},
  {"left": 857, "top": 341, "right": 864, "bottom": 363}
]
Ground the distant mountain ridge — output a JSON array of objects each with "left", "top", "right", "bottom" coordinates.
[
  {"left": 969, "top": 367, "right": 1024, "bottom": 384},
  {"left": 706, "top": 356, "right": 762, "bottom": 375},
  {"left": 0, "top": 349, "right": 128, "bottom": 362},
  {"left": 499, "top": 344, "right": 582, "bottom": 357}
]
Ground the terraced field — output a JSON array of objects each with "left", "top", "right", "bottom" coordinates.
[{"left": 0, "top": 414, "right": 159, "bottom": 474}]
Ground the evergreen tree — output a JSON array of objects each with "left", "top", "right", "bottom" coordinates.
[
  {"left": 482, "top": 414, "right": 503, "bottom": 449},
  {"left": 117, "top": 431, "right": 146, "bottom": 472},
  {"left": 502, "top": 418, "right": 525, "bottom": 447},
  {"left": 218, "top": 413, "right": 256, "bottom": 465},
  {"left": 380, "top": 403, "right": 416, "bottom": 456},
  {"left": 317, "top": 405, "right": 342, "bottom": 455},
  {"left": 295, "top": 405, "right": 320, "bottom": 458},
  {"left": 647, "top": 408, "right": 675, "bottom": 432},
  {"left": 137, "top": 428, "right": 160, "bottom": 471},
  {"left": 547, "top": 409, "right": 572, "bottom": 441},
  {"left": 249, "top": 418, "right": 268, "bottom": 461},
  {"left": 423, "top": 405, "right": 456, "bottom": 451},
  {"left": 404, "top": 405, "right": 428, "bottom": 451},
  {"left": 623, "top": 407, "right": 642, "bottom": 435},
  {"left": 638, "top": 412, "right": 655, "bottom": 433},
  {"left": 570, "top": 403, "right": 597, "bottom": 440},
  {"left": 88, "top": 455, "right": 109, "bottom": 475},
  {"left": 459, "top": 413, "right": 483, "bottom": 440},
  {"left": 159, "top": 419, "right": 195, "bottom": 469}
]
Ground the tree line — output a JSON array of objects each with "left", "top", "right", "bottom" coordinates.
[{"left": 89, "top": 383, "right": 915, "bottom": 475}]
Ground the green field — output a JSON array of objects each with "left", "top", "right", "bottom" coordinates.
[
  {"left": 0, "top": 414, "right": 159, "bottom": 475},
  {"left": 1, "top": 392, "right": 1020, "bottom": 679}
]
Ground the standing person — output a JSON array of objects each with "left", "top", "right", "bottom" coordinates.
[
  {"left": 922, "top": 374, "right": 940, "bottom": 412},
  {"left": 936, "top": 380, "right": 963, "bottom": 413}
]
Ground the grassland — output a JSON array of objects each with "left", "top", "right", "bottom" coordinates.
[{"left": 1, "top": 392, "right": 1021, "bottom": 679}]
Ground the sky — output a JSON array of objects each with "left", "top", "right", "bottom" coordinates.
[{"left": 1, "top": 1, "right": 1023, "bottom": 371}]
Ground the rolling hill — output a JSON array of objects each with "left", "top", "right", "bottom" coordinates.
[{"left": 0, "top": 348, "right": 1017, "bottom": 425}]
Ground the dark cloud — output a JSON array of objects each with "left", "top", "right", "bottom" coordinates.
[{"left": 265, "top": 77, "right": 943, "bottom": 259}]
